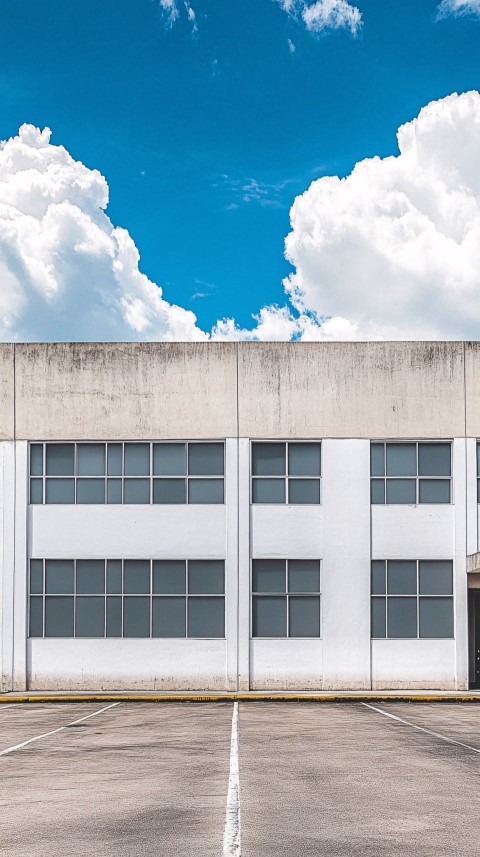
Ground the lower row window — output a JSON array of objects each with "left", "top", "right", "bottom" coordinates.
[
  {"left": 29, "top": 559, "right": 225, "bottom": 638},
  {"left": 371, "top": 560, "right": 454, "bottom": 639},
  {"left": 251, "top": 559, "right": 321, "bottom": 637}
]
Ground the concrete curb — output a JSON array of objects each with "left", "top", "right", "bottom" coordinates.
[{"left": 2, "top": 693, "right": 480, "bottom": 704}]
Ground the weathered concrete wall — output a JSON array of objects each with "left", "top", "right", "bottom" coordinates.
[
  {"left": 0, "top": 345, "right": 14, "bottom": 441},
  {"left": 465, "top": 342, "right": 480, "bottom": 437}
]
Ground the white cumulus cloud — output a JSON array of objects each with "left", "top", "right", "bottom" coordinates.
[
  {"left": 437, "top": 0, "right": 480, "bottom": 18},
  {"left": 276, "top": 0, "right": 362, "bottom": 34}
]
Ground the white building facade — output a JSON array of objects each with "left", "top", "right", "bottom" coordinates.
[{"left": 2, "top": 341, "right": 480, "bottom": 692}]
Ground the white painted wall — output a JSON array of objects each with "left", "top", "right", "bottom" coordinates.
[
  {"left": 250, "top": 640, "right": 323, "bottom": 690},
  {"left": 372, "top": 505, "right": 455, "bottom": 559},
  {"left": 372, "top": 640, "right": 456, "bottom": 689},
  {"left": 0, "top": 442, "right": 15, "bottom": 691},
  {"left": 251, "top": 505, "right": 322, "bottom": 558}
]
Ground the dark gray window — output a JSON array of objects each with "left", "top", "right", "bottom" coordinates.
[
  {"left": 371, "top": 442, "right": 451, "bottom": 505},
  {"left": 371, "top": 560, "right": 454, "bottom": 639},
  {"left": 251, "top": 442, "right": 321, "bottom": 505},
  {"left": 251, "top": 559, "right": 321, "bottom": 637}
]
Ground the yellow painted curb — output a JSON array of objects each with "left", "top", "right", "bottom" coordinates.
[{"left": 2, "top": 693, "right": 480, "bottom": 704}]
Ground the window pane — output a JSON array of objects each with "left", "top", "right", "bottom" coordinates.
[
  {"left": 46, "top": 444, "right": 74, "bottom": 476},
  {"left": 252, "top": 559, "right": 286, "bottom": 593},
  {"left": 123, "top": 560, "right": 150, "bottom": 594},
  {"left": 387, "top": 597, "right": 417, "bottom": 638},
  {"left": 419, "top": 561, "right": 453, "bottom": 595},
  {"left": 288, "top": 443, "right": 321, "bottom": 477},
  {"left": 387, "top": 561, "right": 417, "bottom": 595},
  {"left": 123, "top": 478, "right": 150, "bottom": 504},
  {"left": 45, "top": 560, "right": 74, "bottom": 594},
  {"left": 188, "top": 560, "right": 224, "bottom": 595},
  {"left": 29, "top": 597, "right": 43, "bottom": 637},
  {"left": 188, "top": 443, "right": 224, "bottom": 476},
  {"left": 76, "top": 560, "right": 105, "bottom": 594},
  {"left": 106, "top": 560, "right": 122, "bottom": 594},
  {"left": 188, "top": 479, "right": 224, "bottom": 504},
  {"left": 153, "top": 560, "right": 186, "bottom": 594},
  {"left": 77, "top": 443, "right": 105, "bottom": 476},
  {"left": 477, "top": 443, "right": 480, "bottom": 477},
  {"left": 30, "top": 478, "right": 43, "bottom": 505},
  {"left": 153, "top": 443, "right": 186, "bottom": 476},
  {"left": 386, "top": 444, "right": 416, "bottom": 477},
  {"left": 371, "top": 561, "right": 386, "bottom": 595},
  {"left": 288, "top": 479, "right": 320, "bottom": 505},
  {"left": 153, "top": 478, "right": 186, "bottom": 504},
  {"left": 45, "top": 478, "right": 75, "bottom": 504},
  {"left": 252, "top": 478, "right": 285, "bottom": 504},
  {"left": 252, "top": 596, "right": 287, "bottom": 637},
  {"left": 124, "top": 443, "right": 150, "bottom": 476},
  {"left": 252, "top": 443, "right": 286, "bottom": 476},
  {"left": 370, "top": 444, "right": 385, "bottom": 477},
  {"left": 371, "top": 597, "right": 386, "bottom": 637},
  {"left": 30, "top": 444, "right": 43, "bottom": 476},
  {"left": 152, "top": 597, "right": 186, "bottom": 637},
  {"left": 30, "top": 560, "right": 43, "bottom": 594},
  {"left": 107, "top": 479, "right": 122, "bottom": 504},
  {"left": 288, "top": 560, "right": 320, "bottom": 593},
  {"left": 419, "top": 479, "right": 450, "bottom": 504},
  {"left": 419, "top": 597, "right": 454, "bottom": 638},
  {"left": 123, "top": 597, "right": 150, "bottom": 637},
  {"left": 418, "top": 443, "right": 451, "bottom": 477},
  {"left": 76, "top": 479, "right": 105, "bottom": 504},
  {"left": 106, "top": 597, "right": 122, "bottom": 637},
  {"left": 75, "top": 597, "right": 105, "bottom": 637},
  {"left": 188, "top": 597, "right": 225, "bottom": 637},
  {"left": 107, "top": 444, "right": 122, "bottom": 476},
  {"left": 386, "top": 479, "right": 416, "bottom": 504},
  {"left": 45, "top": 597, "right": 74, "bottom": 637},
  {"left": 371, "top": 479, "right": 385, "bottom": 504},
  {"left": 289, "top": 596, "right": 320, "bottom": 637}
]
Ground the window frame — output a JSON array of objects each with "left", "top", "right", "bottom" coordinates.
[
  {"left": 250, "top": 440, "right": 322, "bottom": 506},
  {"left": 250, "top": 558, "right": 322, "bottom": 639},
  {"left": 370, "top": 441, "right": 453, "bottom": 506}
]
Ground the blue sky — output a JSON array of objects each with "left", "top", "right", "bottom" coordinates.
[{"left": 1, "top": 0, "right": 480, "bottom": 340}]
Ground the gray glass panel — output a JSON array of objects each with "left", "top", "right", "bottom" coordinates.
[
  {"left": 107, "top": 444, "right": 122, "bottom": 476},
  {"left": 188, "top": 479, "right": 224, "bottom": 504},
  {"left": 46, "top": 444, "right": 74, "bottom": 476},
  {"left": 188, "top": 443, "right": 224, "bottom": 476},
  {"left": 252, "top": 443, "right": 286, "bottom": 476},
  {"left": 371, "top": 560, "right": 386, "bottom": 595},
  {"left": 124, "top": 443, "right": 150, "bottom": 476},
  {"left": 288, "top": 479, "right": 320, "bottom": 505},
  {"left": 419, "top": 479, "right": 450, "bottom": 504},
  {"left": 123, "top": 479, "right": 150, "bottom": 504},
  {"left": 252, "top": 478, "right": 285, "bottom": 504},
  {"left": 107, "top": 479, "right": 122, "bottom": 504},
  {"left": 386, "top": 479, "right": 416, "bottom": 504},
  {"left": 386, "top": 444, "right": 416, "bottom": 477},
  {"left": 252, "top": 596, "right": 287, "bottom": 637},
  {"left": 153, "top": 479, "right": 186, "bottom": 504},
  {"left": 152, "top": 597, "right": 186, "bottom": 637},
  {"left": 30, "top": 479, "right": 43, "bottom": 505},
  {"left": 370, "top": 444, "right": 385, "bottom": 477},
  {"left": 371, "top": 598, "right": 386, "bottom": 637},
  {"left": 153, "top": 560, "right": 186, "bottom": 594},
  {"left": 419, "top": 597, "right": 454, "bottom": 638},
  {"left": 288, "top": 443, "right": 321, "bottom": 477},
  {"left": 153, "top": 443, "right": 186, "bottom": 476},
  {"left": 30, "top": 560, "right": 43, "bottom": 594},
  {"left": 76, "top": 560, "right": 105, "bottom": 594},
  {"left": 107, "top": 561, "right": 122, "bottom": 594},
  {"left": 371, "top": 479, "right": 385, "bottom": 504},
  {"left": 124, "top": 560, "right": 151, "bottom": 594},
  {"left": 76, "top": 479, "right": 105, "bottom": 504},
  {"left": 387, "top": 561, "right": 417, "bottom": 595},
  {"left": 29, "top": 597, "right": 43, "bottom": 637},
  {"left": 75, "top": 597, "right": 105, "bottom": 637},
  {"left": 188, "top": 561, "right": 224, "bottom": 595},
  {"left": 77, "top": 443, "right": 105, "bottom": 476},
  {"left": 289, "top": 596, "right": 320, "bottom": 637},
  {"left": 45, "top": 597, "right": 74, "bottom": 637},
  {"left": 418, "top": 443, "right": 451, "bottom": 477},
  {"left": 252, "top": 560, "right": 286, "bottom": 593},
  {"left": 106, "top": 597, "right": 122, "bottom": 637},
  {"left": 419, "top": 561, "right": 453, "bottom": 595},
  {"left": 123, "top": 597, "right": 150, "bottom": 637},
  {"left": 387, "top": 597, "right": 417, "bottom": 638},
  {"left": 30, "top": 444, "right": 43, "bottom": 476},
  {"left": 288, "top": 560, "right": 320, "bottom": 593},
  {"left": 188, "top": 597, "right": 225, "bottom": 638},
  {"left": 45, "top": 560, "right": 74, "bottom": 594},
  {"left": 45, "top": 478, "right": 75, "bottom": 504}
]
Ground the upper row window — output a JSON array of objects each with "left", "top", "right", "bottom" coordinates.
[
  {"left": 371, "top": 442, "right": 451, "bottom": 505},
  {"left": 251, "top": 442, "right": 321, "bottom": 504},
  {"left": 29, "top": 442, "right": 225, "bottom": 505}
]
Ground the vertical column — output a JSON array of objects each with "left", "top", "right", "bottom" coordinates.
[
  {"left": 466, "top": 438, "right": 478, "bottom": 556},
  {"left": 321, "top": 439, "right": 371, "bottom": 689},
  {"left": 0, "top": 441, "right": 15, "bottom": 691},
  {"left": 225, "top": 438, "right": 239, "bottom": 691},
  {"left": 453, "top": 438, "right": 469, "bottom": 690},
  {"left": 237, "top": 438, "right": 250, "bottom": 691},
  {"left": 13, "top": 441, "right": 28, "bottom": 691}
]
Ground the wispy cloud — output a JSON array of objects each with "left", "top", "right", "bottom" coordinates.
[
  {"left": 276, "top": 0, "right": 363, "bottom": 36},
  {"left": 214, "top": 174, "right": 302, "bottom": 210},
  {"left": 436, "top": 0, "right": 480, "bottom": 18}
]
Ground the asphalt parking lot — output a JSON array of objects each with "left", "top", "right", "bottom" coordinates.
[{"left": 2, "top": 701, "right": 480, "bottom": 856}]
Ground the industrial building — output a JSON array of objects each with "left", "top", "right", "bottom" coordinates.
[{"left": 2, "top": 340, "right": 480, "bottom": 691}]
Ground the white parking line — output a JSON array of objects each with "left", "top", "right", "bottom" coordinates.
[
  {"left": 362, "top": 702, "right": 480, "bottom": 754},
  {"left": 0, "top": 702, "right": 120, "bottom": 757},
  {"left": 223, "top": 701, "right": 241, "bottom": 857}
]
